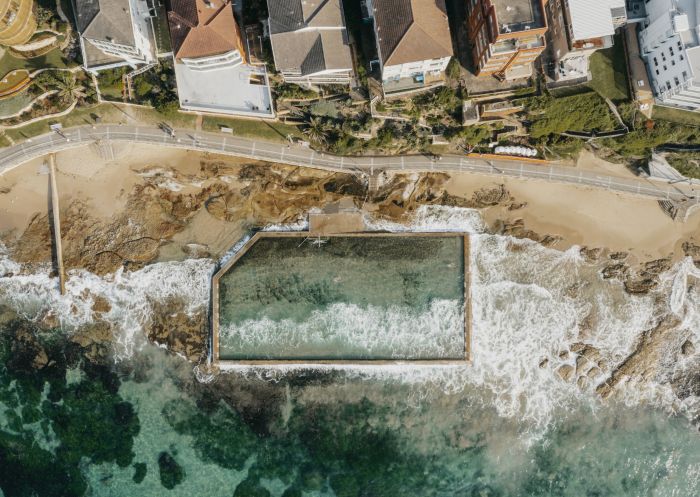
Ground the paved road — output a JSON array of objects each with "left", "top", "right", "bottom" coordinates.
[{"left": 1, "top": 124, "right": 698, "bottom": 204}]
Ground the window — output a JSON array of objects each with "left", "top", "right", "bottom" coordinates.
[
  {"left": 683, "top": 70, "right": 688, "bottom": 80},
  {"left": 656, "top": 69, "right": 660, "bottom": 75},
  {"left": 663, "top": 65, "right": 667, "bottom": 70},
  {"left": 674, "top": 76, "right": 680, "bottom": 86},
  {"left": 654, "top": 57, "right": 658, "bottom": 66},
  {"left": 680, "top": 54, "right": 684, "bottom": 61},
  {"left": 670, "top": 47, "right": 674, "bottom": 56},
  {"left": 672, "top": 60, "right": 675, "bottom": 66},
  {"left": 666, "top": 81, "right": 672, "bottom": 90}
]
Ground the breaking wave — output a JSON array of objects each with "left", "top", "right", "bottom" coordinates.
[
  {"left": 220, "top": 299, "right": 465, "bottom": 360},
  {"left": 1, "top": 205, "right": 699, "bottom": 435}
]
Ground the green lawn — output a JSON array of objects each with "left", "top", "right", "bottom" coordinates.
[
  {"left": 0, "top": 49, "right": 74, "bottom": 73},
  {"left": 202, "top": 116, "right": 302, "bottom": 143},
  {"left": 0, "top": 92, "right": 34, "bottom": 117},
  {"left": 151, "top": 5, "right": 172, "bottom": 55},
  {"left": 652, "top": 105, "right": 700, "bottom": 126},
  {"left": 3, "top": 100, "right": 300, "bottom": 144},
  {"left": 586, "top": 35, "right": 630, "bottom": 102}
]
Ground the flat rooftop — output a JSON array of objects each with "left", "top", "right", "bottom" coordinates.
[
  {"left": 493, "top": 0, "right": 545, "bottom": 33},
  {"left": 174, "top": 62, "right": 274, "bottom": 118}
]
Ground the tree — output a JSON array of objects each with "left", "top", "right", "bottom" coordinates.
[
  {"left": 53, "top": 72, "right": 86, "bottom": 104},
  {"left": 303, "top": 117, "right": 331, "bottom": 145}
]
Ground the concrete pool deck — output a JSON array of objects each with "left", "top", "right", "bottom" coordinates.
[{"left": 210, "top": 231, "right": 472, "bottom": 367}]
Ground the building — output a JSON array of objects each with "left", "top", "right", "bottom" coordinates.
[
  {"left": 0, "top": 0, "right": 37, "bottom": 47},
  {"left": 466, "top": 0, "right": 548, "bottom": 80},
  {"left": 72, "top": 0, "right": 156, "bottom": 72},
  {"left": 167, "top": 0, "right": 273, "bottom": 117},
  {"left": 266, "top": 0, "right": 353, "bottom": 87},
  {"left": 639, "top": 0, "right": 700, "bottom": 110},
  {"left": 546, "top": 0, "right": 626, "bottom": 83},
  {"left": 369, "top": 0, "right": 454, "bottom": 96}
]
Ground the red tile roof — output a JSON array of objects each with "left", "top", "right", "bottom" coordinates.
[{"left": 168, "top": 0, "right": 245, "bottom": 60}]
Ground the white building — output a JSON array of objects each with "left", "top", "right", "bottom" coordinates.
[
  {"left": 72, "top": 0, "right": 156, "bottom": 72},
  {"left": 168, "top": 0, "right": 274, "bottom": 117},
  {"left": 639, "top": 0, "right": 700, "bottom": 110},
  {"left": 368, "top": 0, "right": 453, "bottom": 96},
  {"left": 547, "top": 0, "right": 627, "bottom": 82}
]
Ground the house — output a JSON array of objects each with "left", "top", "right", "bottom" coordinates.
[
  {"left": 466, "top": 0, "right": 548, "bottom": 80},
  {"left": 546, "top": 0, "right": 627, "bottom": 83},
  {"left": 72, "top": 0, "right": 156, "bottom": 72},
  {"left": 368, "top": 0, "right": 454, "bottom": 96},
  {"left": 167, "top": 0, "right": 274, "bottom": 117},
  {"left": 639, "top": 0, "right": 700, "bottom": 111},
  {"left": 0, "top": 0, "right": 37, "bottom": 47},
  {"left": 266, "top": 0, "right": 354, "bottom": 87}
]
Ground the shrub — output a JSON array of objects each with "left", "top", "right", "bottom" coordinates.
[
  {"left": 527, "top": 92, "right": 617, "bottom": 138},
  {"left": 446, "top": 58, "right": 461, "bottom": 81}
]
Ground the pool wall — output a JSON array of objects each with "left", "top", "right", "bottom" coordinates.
[{"left": 210, "top": 231, "right": 472, "bottom": 367}]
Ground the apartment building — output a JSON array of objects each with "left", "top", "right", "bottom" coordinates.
[
  {"left": 0, "top": 0, "right": 37, "bottom": 47},
  {"left": 639, "top": 0, "right": 700, "bottom": 110},
  {"left": 368, "top": 0, "right": 453, "bottom": 96},
  {"left": 168, "top": 0, "right": 273, "bottom": 117},
  {"left": 546, "top": 0, "right": 627, "bottom": 82},
  {"left": 266, "top": 0, "right": 353, "bottom": 87},
  {"left": 73, "top": 0, "right": 156, "bottom": 72},
  {"left": 466, "top": 0, "right": 548, "bottom": 80}
]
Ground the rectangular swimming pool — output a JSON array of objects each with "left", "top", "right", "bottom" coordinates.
[{"left": 212, "top": 232, "right": 470, "bottom": 363}]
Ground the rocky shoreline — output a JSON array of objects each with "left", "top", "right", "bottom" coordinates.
[{"left": 1, "top": 155, "right": 699, "bottom": 431}]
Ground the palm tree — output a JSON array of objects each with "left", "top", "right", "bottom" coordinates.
[
  {"left": 54, "top": 72, "right": 86, "bottom": 104},
  {"left": 303, "top": 116, "right": 330, "bottom": 146}
]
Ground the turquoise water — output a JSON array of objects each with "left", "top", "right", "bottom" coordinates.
[
  {"left": 218, "top": 236, "right": 466, "bottom": 360},
  {"left": 1, "top": 204, "right": 699, "bottom": 496},
  {"left": 0, "top": 328, "right": 698, "bottom": 497}
]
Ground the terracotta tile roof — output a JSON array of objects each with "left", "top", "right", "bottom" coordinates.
[
  {"left": 167, "top": 0, "right": 244, "bottom": 60},
  {"left": 373, "top": 0, "right": 453, "bottom": 67}
]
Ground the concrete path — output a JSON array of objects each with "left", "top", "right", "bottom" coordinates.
[{"left": 0, "top": 124, "right": 698, "bottom": 205}]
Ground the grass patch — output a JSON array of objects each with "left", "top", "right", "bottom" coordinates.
[
  {"left": 0, "top": 49, "right": 74, "bottom": 73},
  {"left": 0, "top": 134, "right": 10, "bottom": 147},
  {"left": 666, "top": 152, "right": 700, "bottom": 179},
  {"left": 0, "top": 92, "right": 35, "bottom": 117},
  {"left": 150, "top": 4, "right": 172, "bottom": 54},
  {"left": 652, "top": 105, "right": 700, "bottom": 126},
  {"left": 202, "top": 117, "right": 302, "bottom": 143},
  {"left": 586, "top": 35, "right": 630, "bottom": 102}
]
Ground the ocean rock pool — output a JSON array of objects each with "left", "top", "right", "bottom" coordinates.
[{"left": 214, "top": 233, "right": 469, "bottom": 362}]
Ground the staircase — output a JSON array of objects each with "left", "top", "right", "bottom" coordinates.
[{"left": 123, "top": 62, "right": 159, "bottom": 101}]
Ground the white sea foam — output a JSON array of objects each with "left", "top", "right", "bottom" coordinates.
[
  {"left": 1, "top": 205, "right": 698, "bottom": 436},
  {"left": 0, "top": 254, "right": 214, "bottom": 359},
  {"left": 366, "top": 204, "right": 486, "bottom": 234},
  {"left": 220, "top": 299, "right": 465, "bottom": 360}
]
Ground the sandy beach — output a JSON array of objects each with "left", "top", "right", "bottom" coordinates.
[{"left": 1, "top": 142, "right": 699, "bottom": 268}]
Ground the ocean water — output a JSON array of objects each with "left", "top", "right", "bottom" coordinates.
[
  {"left": 0, "top": 205, "right": 699, "bottom": 496},
  {"left": 218, "top": 235, "right": 466, "bottom": 360}
]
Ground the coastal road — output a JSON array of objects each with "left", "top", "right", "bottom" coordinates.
[{"left": 0, "top": 124, "right": 698, "bottom": 204}]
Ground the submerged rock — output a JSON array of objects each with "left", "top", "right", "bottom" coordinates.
[
  {"left": 147, "top": 298, "right": 207, "bottom": 362},
  {"left": 158, "top": 451, "right": 185, "bottom": 489}
]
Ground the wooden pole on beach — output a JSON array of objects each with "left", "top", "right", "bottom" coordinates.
[{"left": 48, "top": 154, "right": 66, "bottom": 295}]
